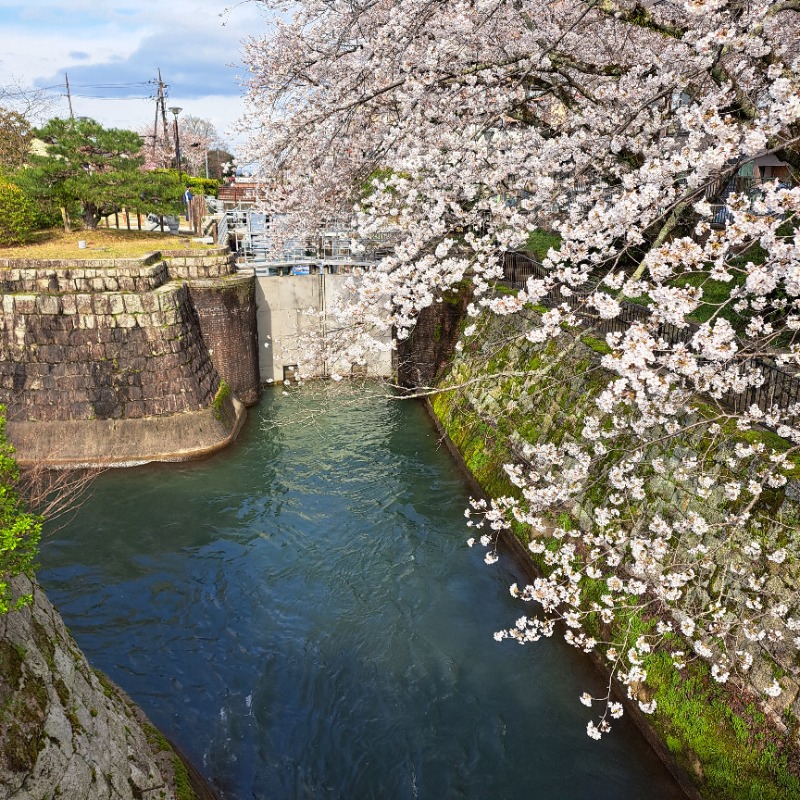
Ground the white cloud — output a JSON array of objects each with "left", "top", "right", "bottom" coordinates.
[{"left": 0, "top": 0, "right": 265, "bottom": 146}]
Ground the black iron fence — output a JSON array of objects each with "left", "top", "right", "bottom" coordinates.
[{"left": 502, "top": 250, "right": 800, "bottom": 427}]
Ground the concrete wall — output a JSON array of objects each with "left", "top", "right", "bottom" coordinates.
[{"left": 254, "top": 273, "right": 393, "bottom": 383}]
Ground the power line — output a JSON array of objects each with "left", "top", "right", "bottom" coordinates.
[
  {"left": 70, "top": 82, "right": 154, "bottom": 89},
  {"left": 69, "top": 94, "right": 154, "bottom": 100}
]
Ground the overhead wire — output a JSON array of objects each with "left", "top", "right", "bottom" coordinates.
[{"left": 35, "top": 78, "right": 162, "bottom": 103}]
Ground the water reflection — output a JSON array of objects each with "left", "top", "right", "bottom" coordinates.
[{"left": 39, "top": 387, "right": 685, "bottom": 799}]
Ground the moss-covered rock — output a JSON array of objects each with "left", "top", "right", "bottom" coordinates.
[{"left": 0, "top": 574, "right": 213, "bottom": 800}]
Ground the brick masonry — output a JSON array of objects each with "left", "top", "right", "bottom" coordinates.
[{"left": 189, "top": 275, "right": 260, "bottom": 406}]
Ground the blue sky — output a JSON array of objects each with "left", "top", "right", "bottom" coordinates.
[{"left": 0, "top": 1, "right": 267, "bottom": 147}]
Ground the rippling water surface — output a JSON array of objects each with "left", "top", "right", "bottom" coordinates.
[{"left": 39, "top": 387, "right": 685, "bottom": 799}]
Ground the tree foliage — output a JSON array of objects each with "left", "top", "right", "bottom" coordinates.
[
  {"left": 29, "top": 117, "right": 183, "bottom": 229},
  {"left": 242, "top": 0, "right": 800, "bottom": 738},
  {"left": 140, "top": 114, "right": 226, "bottom": 177},
  {"left": 0, "top": 180, "right": 36, "bottom": 245},
  {"left": 0, "top": 107, "right": 34, "bottom": 174},
  {"left": 0, "top": 409, "right": 41, "bottom": 616}
]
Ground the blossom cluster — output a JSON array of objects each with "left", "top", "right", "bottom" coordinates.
[{"left": 240, "top": 0, "right": 800, "bottom": 737}]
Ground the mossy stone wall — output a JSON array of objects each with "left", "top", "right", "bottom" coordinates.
[{"left": 431, "top": 305, "right": 800, "bottom": 800}]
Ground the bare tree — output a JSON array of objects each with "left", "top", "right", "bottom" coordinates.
[
  {"left": 0, "top": 107, "right": 34, "bottom": 172},
  {"left": 0, "top": 76, "right": 57, "bottom": 124},
  {"left": 16, "top": 463, "right": 102, "bottom": 535}
]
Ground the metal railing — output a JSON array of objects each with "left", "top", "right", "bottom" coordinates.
[
  {"left": 225, "top": 209, "right": 398, "bottom": 270},
  {"left": 502, "top": 250, "right": 800, "bottom": 426},
  {"left": 215, "top": 212, "right": 229, "bottom": 247}
]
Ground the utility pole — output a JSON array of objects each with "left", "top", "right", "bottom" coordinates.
[
  {"left": 65, "top": 73, "right": 74, "bottom": 119},
  {"left": 169, "top": 106, "right": 183, "bottom": 183},
  {"left": 157, "top": 69, "right": 172, "bottom": 168},
  {"left": 151, "top": 77, "right": 161, "bottom": 162}
]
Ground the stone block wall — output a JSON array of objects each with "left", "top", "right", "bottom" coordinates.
[
  {"left": 0, "top": 259, "right": 168, "bottom": 294},
  {"left": 0, "top": 248, "right": 259, "bottom": 464},
  {"left": 188, "top": 275, "right": 260, "bottom": 406},
  {"left": 443, "top": 310, "right": 800, "bottom": 706},
  {"left": 396, "top": 288, "right": 471, "bottom": 388},
  {"left": 161, "top": 248, "right": 236, "bottom": 281},
  {"left": 432, "top": 304, "right": 800, "bottom": 793},
  {"left": 0, "top": 283, "right": 217, "bottom": 423}
]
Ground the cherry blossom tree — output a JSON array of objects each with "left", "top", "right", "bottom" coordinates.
[
  {"left": 140, "top": 115, "right": 223, "bottom": 175},
  {"left": 241, "top": 0, "right": 800, "bottom": 738}
]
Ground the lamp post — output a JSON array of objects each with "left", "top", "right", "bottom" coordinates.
[{"left": 168, "top": 106, "right": 183, "bottom": 182}]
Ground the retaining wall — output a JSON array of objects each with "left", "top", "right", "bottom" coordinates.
[
  {"left": 430, "top": 301, "right": 800, "bottom": 798},
  {"left": 0, "top": 249, "right": 257, "bottom": 465}
]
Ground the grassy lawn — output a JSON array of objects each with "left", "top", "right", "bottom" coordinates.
[{"left": 0, "top": 227, "right": 216, "bottom": 261}]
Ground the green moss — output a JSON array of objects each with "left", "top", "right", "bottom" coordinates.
[
  {"left": 0, "top": 640, "right": 24, "bottom": 689},
  {"left": 5, "top": 721, "right": 40, "bottom": 771},
  {"left": 211, "top": 380, "right": 231, "bottom": 422},
  {"left": 666, "top": 735, "right": 682, "bottom": 754},
  {"left": 0, "top": 641, "right": 48, "bottom": 771},
  {"left": 173, "top": 754, "right": 197, "bottom": 800},
  {"left": 580, "top": 334, "right": 612, "bottom": 355},
  {"left": 524, "top": 229, "right": 562, "bottom": 261},
  {"left": 143, "top": 721, "right": 171, "bottom": 753},
  {"left": 66, "top": 706, "right": 83, "bottom": 733},
  {"left": 643, "top": 652, "right": 800, "bottom": 799},
  {"left": 53, "top": 678, "right": 69, "bottom": 707},
  {"left": 93, "top": 668, "right": 117, "bottom": 700}
]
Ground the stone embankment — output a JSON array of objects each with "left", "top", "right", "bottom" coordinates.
[
  {"left": 0, "top": 247, "right": 259, "bottom": 466},
  {"left": 0, "top": 576, "right": 215, "bottom": 800},
  {"left": 419, "top": 299, "right": 800, "bottom": 799}
]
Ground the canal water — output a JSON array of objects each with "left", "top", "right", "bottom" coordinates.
[{"left": 38, "top": 387, "right": 684, "bottom": 800}]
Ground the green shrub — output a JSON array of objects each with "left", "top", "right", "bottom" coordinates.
[
  {"left": 185, "top": 176, "right": 220, "bottom": 198},
  {"left": 0, "top": 407, "right": 41, "bottom": 614},
  {"left": 0, "top": 180, "right": 37, "bottom": 245}
]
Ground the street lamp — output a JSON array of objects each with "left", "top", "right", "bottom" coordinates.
[{"left": 168, "top": 106, "right": 183, "bottom": 182}]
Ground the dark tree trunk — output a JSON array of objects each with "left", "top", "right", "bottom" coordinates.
[{"left": 82, "top": 203, "right": 100, "bottom": 229}]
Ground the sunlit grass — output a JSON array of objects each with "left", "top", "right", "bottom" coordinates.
[{"left": 0, "top": 227, "right": 215, "bottom": 261}]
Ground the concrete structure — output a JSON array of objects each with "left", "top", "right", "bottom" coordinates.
[{"left": 254, "top": 272, "right": 393, "bottom": 383}]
